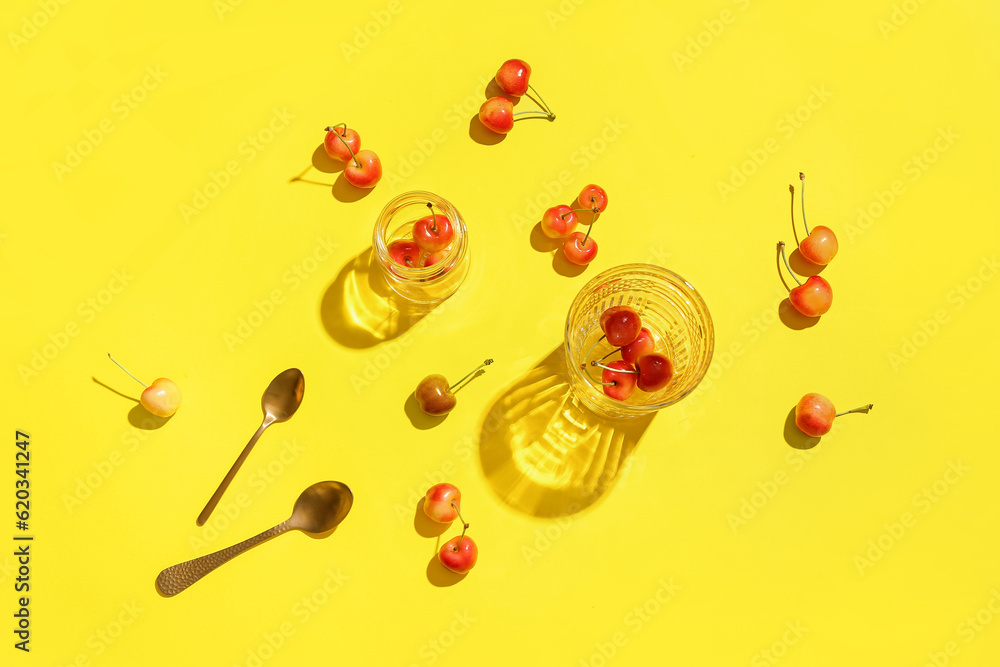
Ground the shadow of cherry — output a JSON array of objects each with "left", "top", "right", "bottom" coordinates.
[
  {"left": 783, "top": 406, "right": 820, "bottom": 449},
  {"left": 404, "top": 393, "right": 447, "bottom": 430},
  {"left": 426, "top": 553, "right": 469, "bottom": 587},
  {"left": 778, "top": 298, "right": 821, "bottom": 330},
  {"left": 468, "top": 113, "right": 505, "bottom": 145},
  {"left": 413, "top": 499, "right": 450, "bottom": 538},
  {"left": 552, "top": 249, "right": 589, "bottom": 278},
  {"left": 128, "top": 404, "right": 172, "bottom": 430},
  {"left": 530, "top": 222, "right": 563, "bottom": 253},
  {"left": 333, "top": 172, "right": 376, "bottom": 202},
  {"left": 789, "top": 247, "right": 826, "bottom": 277}
]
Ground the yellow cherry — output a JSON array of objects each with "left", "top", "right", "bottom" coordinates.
[{"left": 108, "top": 354, "right": 181, "bottom": 418}]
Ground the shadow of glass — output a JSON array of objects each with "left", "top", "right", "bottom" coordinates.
[
  {"left": 778, "top": 298, "right": 821, "bottom": 330},
  {"left": 319, "top": 247, "right": 435, "bottom": 348},
  {"left": 783, "top": 406, "right": 820, "bottom": 449},
  {"left": 479, "top": 346, "right": 653, "bottom": 518}
]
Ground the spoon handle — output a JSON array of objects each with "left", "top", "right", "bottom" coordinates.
[
  {"left": 197, "top": 421, "right": 270, "bottom": 526},
  {"left": 156, "top": 520, "right": 291, "bottom": 596}
]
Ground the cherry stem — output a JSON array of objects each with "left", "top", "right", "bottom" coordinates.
[
  {"left": 512, "top": 109, "right": 556, "bottom": 122},
  {"left": 594, "top": 347, "right": 622, "bottom": 363},
  {"left": 560, "top": 207, "right": 596, "bottom": 219},
  {"left": 527, "top": 83, "right": 556, "bottom": 120},
  {"left": 593, "top": 362, "right": 638, "bottom": 374},
  {"left": 107, "top": 353, "right": 148, "bottom": 388},
  {"left": 448, "top": 359, "right": 493, "bottom": 392},
  {"left": 778, "top": 241, "right": 802, "bottom": 287},
  {"left": 451, "top": 501, "right": 470, "bottom": 548},
  {"left": 325, "top": 123, "right": 361, "bottom": 169},
  {"left": 799, "top": 172, "right": 810, "bottom": 235},
  {"left": 836, "top": 403, "right": 874, "bottom": 417},
  {"left": 426, "top": 201, "right": 440, "bottom": 234},
  {"left": 582, "top": 335, "right": 610, "bottom": 384}
]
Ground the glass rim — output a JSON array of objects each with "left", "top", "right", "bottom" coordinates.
[{"left": 372, "top": 190, "right": 467, "bottom": 281}]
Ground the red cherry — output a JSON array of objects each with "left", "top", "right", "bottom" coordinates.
[
  {"left": 634, "top": 352, "right": 673, "bottom": 392},
  {"left": 423, "top": 483, "right": 461, "bottom": 523},
  {"left": 422, "top": 250, "right": 448, "bottom": 268},
  {"left": 780, "top": 241, "right": 832, "bottom": 316},
  {"left": 388, "top": 240, "right": 420, "bottom": 268},
  {"left": 601, "top": 360, "right": 637, "bottom": 401},
  {"left": 540, "top": 205, "right": 579, "bottom": 238},
  {"left": 413, "top": 214, "right": 454, "bottom": 253},
  {"left": 438, "top": 535, "right": 478, "bottom": 574},
  {"left": 563, "top": 232, "right": 597, "bottom": 265},
  {"left": 794, "top": 172, "right": 839, "bottom": 265},
  {"left": 600, "top": 306, "right": 642, "bottom": 347},
  {"left": 344, "top": 149, "right": 382, "bottom": 188},
  {"left": 795, "top": 393, "right": 874, "bottom": 437},
  {"left": 323, "top": 125, "right": 360, "bottom": 162},
  {"left": 479, "top": 97, "right": 514, "bottom": 134},
  {"left": 621, "top": 328, "right": 654, "bottom": 364},
  {"left": 578, "top": 185, "right": 608, "bottom": 214},
  {"left": 495, "top": 59, "right": 531, "bottom": 97}
]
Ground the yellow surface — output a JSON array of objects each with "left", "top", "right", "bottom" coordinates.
[{"left": 4, "top": 1, "right": 1000, "bottom": 665}]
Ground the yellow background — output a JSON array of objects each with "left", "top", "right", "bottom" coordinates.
[{"left": 4, "top": 0, "right": 1000, "bottom": 665}]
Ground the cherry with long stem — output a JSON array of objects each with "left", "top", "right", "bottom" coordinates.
[
  {"left": 324, "top": 123, "right": 361, "bottom": 169},
  {"left": 798, "top": 172, "right": 810, "bottom": 235},
  {"left": 450, "top": 500, "right": 470, "bottom": 548}
]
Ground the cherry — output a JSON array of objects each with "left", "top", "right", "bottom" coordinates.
[
  {"left": 600, "top": 360, "right": 637, "bottom": 401},
  {"left": 495, "top": 58, "right": 531, "bottom": 97},
  {"left": 439, "top": 534, "right": 477, "bottom": 574},
  {"left": 108, "top": 354, "right": 181, "bottom": 418},
  {"left": 413, "top": 202, "right": 454, "bottom": 252},
  {"left": 424, "top": 483, "right": 461, "bottom": 523},
  {"left": 479, "top": 96, "right": 514, "bottom": 134},
  {"left": 388, "top": 239, "right": 421, "bottom": 268},
  {"left": 600, "top": 306, "right": 642, "bottom": 347},
  {"left": 563, "top": 231, "right": 597, "bottom": 265},
  {"left": 795, "top": 393, "right": 873, "bottom": 437},
  {"left": 794, "top": 172, "right": 838, "bottom": 265},
  {"left": 634, "top": 352, "right": 673, "bottom": 392},
  {"left": 621, "top": 328, "right": 654, "bottom": 364},
  {"left": 422, "top": 250, "right": 448, "bottom": 268},
  {"left": 540, "top": 205, "right": 579, "bottom": 239},
  {"left": 344, "top": 149, "right": 382, "bottom": 188},
  {"left": 779, "top": 241, "right": 832, "bottom": 317},
  {"left": 578, "top": 185, "right": 608, "bottom": 214},
  {"left": 323, "top": 124, "right": 360, "bottom": 162},
  {"left": 415, "top": 359, "right": 493, "bottom": 416}
]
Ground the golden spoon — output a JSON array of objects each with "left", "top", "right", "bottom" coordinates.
[
  {"left": 197, "top": 368, "right": 304, "bottom": 525},
  {"left": 158, "top": 480, "right": 352, "bottom": 596}
]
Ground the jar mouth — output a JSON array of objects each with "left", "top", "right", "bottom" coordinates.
[
  {"left": 564, "top": 263, "right": 715, "bottom": 415},
  {"left": 373, "top": 191, "right": 467, "bottom": 282}
]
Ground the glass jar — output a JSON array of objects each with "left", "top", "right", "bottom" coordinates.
[
  {"left": 564, "top": 264, "right": 715, "bottom": 419},
  {"left": 372, "top": 191, "right": 469, "bottom": 304}
]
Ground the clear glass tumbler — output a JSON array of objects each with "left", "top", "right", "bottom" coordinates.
[
  {"left": 372, "top": 191, "right": 469, "bottom": 304},
  {"left": 564, "top": 264, "right": 715, "bottom": 419}
]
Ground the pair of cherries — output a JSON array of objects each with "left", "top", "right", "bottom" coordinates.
[
  {"left": 542, "top": 184, "right": 608, "bottom": 266},
  {"left": 424, "top": 483, "right": 477, "bottom": 574},
  {"left": 585, "top": 306, "right": 673, "bottom": 402},
  {"left": 323, "top": 123, "right": 383, "bottom": 189},
  {"left": 778, "top": 173, "right": 839, "bottom": 317},
  {"left": 479, "top": 59, "right": 556, "bottom": 135},
  {"left": 387, "top": 202, "right": 455, "bottom": 270}
]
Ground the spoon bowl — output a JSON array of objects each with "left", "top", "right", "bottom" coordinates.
[
  {"left": 157, "top": 480, "right": 352, "bottom": 597},
  {"left": 290, "top": 481, "right": 354, "bottom": 535}
]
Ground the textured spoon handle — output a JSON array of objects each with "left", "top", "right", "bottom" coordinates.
[
  {"left": 197, "top": 422, "right": 269, "bottom": 525},
  {"left": 156, "top": 521, "right": 289, "bottom": 596}
]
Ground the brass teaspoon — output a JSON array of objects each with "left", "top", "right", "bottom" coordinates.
[
  {"left": 158, "top": 480, "right": 352, "bottom": 596},
  {"left": 197, "top": 368, "right": 304, "bottom": 525}
]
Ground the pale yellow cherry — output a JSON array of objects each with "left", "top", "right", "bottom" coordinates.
[{"left": 108, "top": 354, "right": 181, "bottom": 417}]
